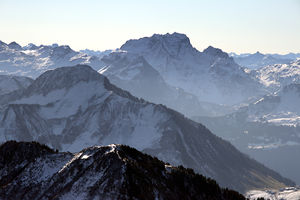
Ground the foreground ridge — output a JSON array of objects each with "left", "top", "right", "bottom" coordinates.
[{"left": 0, "top": 141, "right": 245, "bottom": 200}]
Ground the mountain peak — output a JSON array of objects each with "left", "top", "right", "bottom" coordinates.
[
  {"left": 203, "top": 46, "right": 229, "bottom": 59},
  {"left": 27, "top": 65, "right": 105, "bottom": 94},
  {"left": 120, "top": 32, "right": 194, "bottom": 57},
  {"left": 253, "top": 51, "right": 264, "bottom": 57},
  {"left": 51, "top": 45, "right": 73, "bottom": 56},
  {"left": 152, "top": 32, "right": 189, "bottom": 41},
  {"left": 0, "top": 40, "right": 7, "bottom": 46},
  {"left": 8, "top": 41, "right": 22, "bottom": 50},
  {"left": 23, "top": 43, "right": 38, "bottom": 50}
]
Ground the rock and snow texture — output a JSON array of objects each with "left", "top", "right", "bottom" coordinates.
[
  {"left": 0, "top": 65, "right": 293, "bottom": 193},
  {"left": 0, "top": 75, "right": 33, "bottom": 95},
  {"left": 99, "top": 51, "right": 212, "bottom": 117},
  {"left": 0, "top": 141, "right": 246, "bottom": 200},
  {"left": 120, "top": 33, "right": 264, "bottom": 105},
  {"left": 246, "top": 187, "right": 300, "bottom": 200},
  {"left": 255, "top": 59, "right": 300, "bottom": 91},
  {"left": 0, "top": 40, "right": 102, "bottom": 78},
  {"left": 232, "top": 51, "right": 292, "bottom": 69}
]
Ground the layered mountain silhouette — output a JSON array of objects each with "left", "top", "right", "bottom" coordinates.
[
  {"left": 232, "top": 51, "right": 292, "bottom": 69},
  {"left": 0, "top": 65, "right": 294, "bottom": 193}
]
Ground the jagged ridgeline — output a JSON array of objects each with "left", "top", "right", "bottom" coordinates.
[
  {"left": 0, "top": 65, "right": 294, "bottom": 193},
  {"left": 0, "top": 141, "right": 245, "bottom": 200}
]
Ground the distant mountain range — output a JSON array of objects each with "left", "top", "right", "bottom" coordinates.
[
  {"left": 80, "top": 49, "right": 112, "bottom": 58},
  {"left": 230, "top": 52, "right": 300, "bottom": 69},
  {"left": 0, "top": 65, "right": 293, "bottom": 193},
  {"left": 0, "top": 40, "right": 102, "bottom": 78}
]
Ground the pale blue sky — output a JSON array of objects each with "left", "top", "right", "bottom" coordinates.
[{"left": 0, "top": 0, "right": 299, "bottom": 53}]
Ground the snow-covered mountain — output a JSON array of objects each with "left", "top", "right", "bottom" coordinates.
[
  {"left": 80, "top": 49, "right": 112, "bottom": 58},
  {"left": 120, "top": 33, "right": 264, "bottom": 105},
  {"left": 0, "top": 75, "right": 33, "bottom": 95},
  {"left": 0, "top": 40, "right": 102, "bottom": 78},
  {"left": 98, "top": 51, "right": 219, "bottom": 117},
  {"left": 0, "top": 65, "right": 293, "bottom": 192},
  {"left": 255, "top": 59, "right": 300, "bottom": 91},
  {"left": 0, "top": 34, "right": 266, "bottom": 105},
  {"left": 270, "top": 53, "right": 300, "bottom": 61},
  {"left": 232, "top": 51, "right": 292, "bottom": 69},
  {"left": 247, "top": 187, "right": 300, "bottom": 200},
  {"left": 0, "top": 141, "right": 246, "bottom": 200}
]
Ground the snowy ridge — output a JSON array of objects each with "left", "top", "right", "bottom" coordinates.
[
  {"left": 99, "top": 51, "right": 213, "bottom": 117},
  {"left": 0, "top": 65, "right": 293, "bottom": 193},
  {"left": 0, "top": 141, "right": 247, "bottom": 200},
  {"left": 256, "top": 59, "right": 300, "bottom": 90},
  {"left": 232, "top": 51, "right": 292, "bottom": 69}
]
